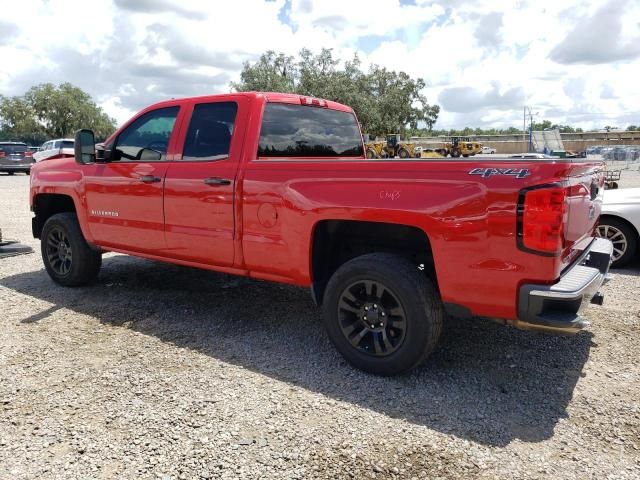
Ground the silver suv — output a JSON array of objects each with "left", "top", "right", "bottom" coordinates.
[{"left": 0, "top": 142, "right": 34, "bottom": 175}]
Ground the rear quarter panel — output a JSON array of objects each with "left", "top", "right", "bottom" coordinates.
[{"left": 240, "top": 158, "right": 599, "bottom": 320}]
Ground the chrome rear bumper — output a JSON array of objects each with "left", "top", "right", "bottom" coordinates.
[{"left": 516, "top": 237, "right": 613, "bottom": 333}]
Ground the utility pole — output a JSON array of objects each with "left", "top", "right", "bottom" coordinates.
[
  {"left": 523, "top": 106, "right": 537, "bottom": 152},
  {"left": 523, "top": 106, "right": 526, "bottom": 152}
]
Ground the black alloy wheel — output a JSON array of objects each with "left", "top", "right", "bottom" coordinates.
[
  {"left": 322, "top": 253, "right": 443, "bottom": 375},
  {"left": 338, "top": 279, "right": 407, "bottom": 357},
  {"left": 40, "top": 212, "right": 102, "bottom": 286},
  {"left": 45, "top": 226, "right": 73, "bottom": 276}
]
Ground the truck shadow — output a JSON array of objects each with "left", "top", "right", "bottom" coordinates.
[{"left": 1, "top": 255, "right": 593, "bottom": 447}]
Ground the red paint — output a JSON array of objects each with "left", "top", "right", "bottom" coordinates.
[{"left": 30, "top": 92, "right": 605, "bottom": 321}]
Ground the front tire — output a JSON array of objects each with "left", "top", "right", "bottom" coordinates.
[
  {"left": 41, "top": 213, "right": 102, "bottom": 286},
  {"left": 322, "top": 253, "right": 443, "bottom": 375}
]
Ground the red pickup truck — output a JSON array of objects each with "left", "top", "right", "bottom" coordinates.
[{"left": 29, "top": 92, "right": 612, "bottom": 375}]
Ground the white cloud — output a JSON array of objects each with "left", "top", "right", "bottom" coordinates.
[{"left": 0, "top": 0, "right": 638, "bottom": 131}]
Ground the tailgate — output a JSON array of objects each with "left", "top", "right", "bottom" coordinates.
[{"left": 563, "top": 162, "right": 605, "bottom": 269}]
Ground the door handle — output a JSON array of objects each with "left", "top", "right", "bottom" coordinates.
[
  {"left": 140, "top": 175, "right": 161, "bottom": 183},
  {"left": 204, "top": 177, "right": 231, "bottom": 186}
]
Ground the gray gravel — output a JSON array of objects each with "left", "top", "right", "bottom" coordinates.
[{"left": 1, "top": 172, "right": 639, "bottom": 479}]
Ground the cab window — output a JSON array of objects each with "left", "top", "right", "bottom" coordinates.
[
  {"left": 182, "top": 102, "right": 237, "bottom": 161},
  {"left": 114, "top": 106, "right": 179, "bottom": 161}
]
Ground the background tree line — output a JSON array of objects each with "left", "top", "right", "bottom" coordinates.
[
  {"left": 1, "top": 75, "right": 637, "bottom": 146},
  {"left": 231, "top": 49, "right": 441, "bottom": 137},
  {"left": 0, "top": 83, "right": 116, "bottom": 145}
]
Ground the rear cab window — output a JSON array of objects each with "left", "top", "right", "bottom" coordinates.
[{"left": 258, "top": 103, "right": 363, "bottom": 158}]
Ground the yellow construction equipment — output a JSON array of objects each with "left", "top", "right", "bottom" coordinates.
[
  {"left": 365, "top": 140, "right": 386, "bottom": 159},
  {"left": 365, "top": 134, "right": 420, "bottom": 159},
  {"left": 436, "top": 137, "right": 483, "bottom": 158}
]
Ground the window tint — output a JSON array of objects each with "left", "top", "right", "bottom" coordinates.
[
  {"left": 54, "top": 141, "right": 61, "bottom": 149},
  {"left": 182, "top": 102, "right": 237, "bottom": 161},
  {"left": 258, "top": 104, "right": 363, "bottom": 157},
  {"left": 115, "top": 106, "right": 179, "bottom": 161},
  {"left": 62, "top": 140, "right": 74, "bottom": 149}
]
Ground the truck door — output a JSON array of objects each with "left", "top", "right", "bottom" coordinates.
[
  {"left": 163, "top": 97, "right": 247, "bottom": 266},
  {"left": 84, "top": 105, "right": 181, "bottom": 252}
]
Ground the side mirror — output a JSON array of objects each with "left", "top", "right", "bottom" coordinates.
[{"left": 74, "top": 129, "right": 96, "bottom": 165}]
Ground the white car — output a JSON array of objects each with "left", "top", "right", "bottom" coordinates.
[
  {"left": 33, "top": 138, "right": 74, "bottom": 162},
  {"left": 598, "top": 188, "right": 640, "bottom": 268},
  {"left": 481, "top": 146, "right": 496, "bottom": 154},
  {"left": 509, "top": 153, "right": 555, "bottom": 159}
]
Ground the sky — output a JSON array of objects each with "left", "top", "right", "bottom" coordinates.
[{"left": 0, "top": 0, "right": 639, "bottom": 130}]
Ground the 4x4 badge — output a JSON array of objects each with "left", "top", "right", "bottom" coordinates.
[{"left": 469, "top": 167, "right": 530, "bottom": 179}]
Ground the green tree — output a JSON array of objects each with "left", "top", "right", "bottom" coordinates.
[
  {"left": 231, "top": 51, "right": 297, "bottom": 94},
  {"left": 0, "top": 83, "right": 116, "bottom": 144},
  {"left": 231, "top": 49, "right": 439, "bottom": 136},
  {"left": 627, "top": 125, "right": 638, "bottom": 131},
  {"left": 0, "top": 94, "right": 42, "bottom": 144}
]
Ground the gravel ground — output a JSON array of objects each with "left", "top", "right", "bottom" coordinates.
[{"left": 1, "top": 171, "right": 639, "bottom": 479}]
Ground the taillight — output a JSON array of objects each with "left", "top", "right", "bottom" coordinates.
[
  {"left": 517, "top": 185, "right": 567, "bottom": 255},
  {"left": 0, "top": 151, "right": 5, "bottom": 158},
  {"left": 24, "top": 151, "right": 33, "bottom": 157}
]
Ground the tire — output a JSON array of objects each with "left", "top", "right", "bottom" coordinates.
[
  {"left": 452, "top": 149, "right": 461, "bottom": 158},
  {"left": 8, "top": 172, "right": 14, "bottom": 176},
  {"left": 597, "top": 217, "right": 638, "bottom": 268},
  {"left": 398, "top": 148, "right": 409, "bottom": 159},
  {"left": 322, "top": 253, "right": 443, "bottom": 376},
  {"left": 41, "top": 212, "right": 102, "bottom": 286},
  {"left": 366, "top": 149, "right": 376, "bottom": 159},
  {"left": 462, "top": 154, "right": 469, "bottom": 158}
]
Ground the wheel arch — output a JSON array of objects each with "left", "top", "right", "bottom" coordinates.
[
  {"left": 32, "top": 193, "right": 93, "bottom": 244},
  {"left": 309, "top": 219, "right": 437, "bottom": 305},
  {"left": 599, "top": 214, "right": 640, "bottom": 239}
]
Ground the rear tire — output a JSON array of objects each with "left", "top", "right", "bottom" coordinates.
[
  {"left": 322, "top": 253, "right": 443, "bottom": 375},
  {"left": 41, "top": 212, "right": 102, "bottom": 286}
]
